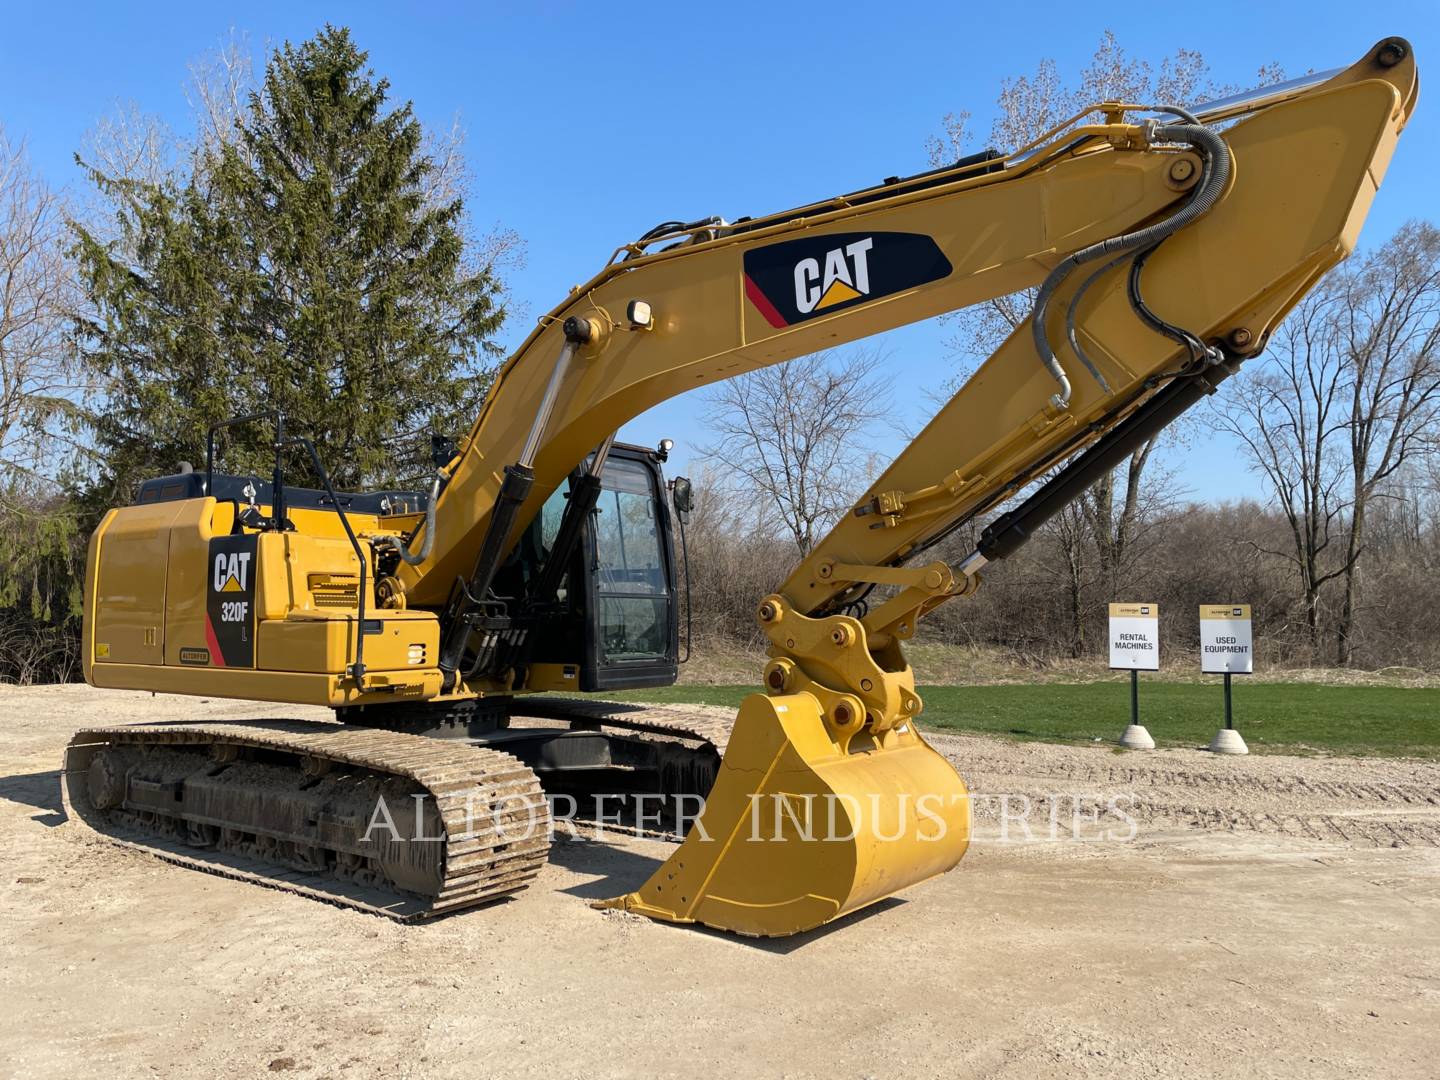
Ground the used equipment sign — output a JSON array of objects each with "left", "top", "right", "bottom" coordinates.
[
  {"left": 1200, "top": 604, "right": 1253, "bottom": 674},
  {"left": 1108, "top": 603, "right": 1159, "bottom": 671}
]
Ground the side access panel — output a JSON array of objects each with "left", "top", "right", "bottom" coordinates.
[{"left": 87, "top": 501, "right": 184, "bottom": 669}]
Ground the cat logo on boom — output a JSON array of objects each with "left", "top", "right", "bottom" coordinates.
[
  {"left": 743, "top": 230, "right": 952, "bottom": 328},
  {"left": 794, "top": 237, "right": 873, "bottom": 314}
]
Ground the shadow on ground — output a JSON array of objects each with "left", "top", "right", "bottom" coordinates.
[
  {"left": 549, "top": 833, "right": 906, "bottom": 954},
  {"left": 0, "top": 770, "right": 65, "bottom": 825},
  {"left": 551, "top": 835, "right": 665, "bottom": 899}
]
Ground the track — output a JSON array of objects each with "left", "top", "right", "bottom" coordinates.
[
  {"left": 58, "top": 701, "right": 739, "bottom": 915},
  {"left": 507, "top": 699, "right": 736, "bottom": 840},
  {"left": 62, "top": 721, "right": 551, "bottom": 920},
  {"left": 515, "top": 698, "right": 735, "bottom": 755}
]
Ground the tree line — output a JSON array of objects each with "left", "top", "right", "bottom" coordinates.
[
  {"left": 1, "top": 27, "right": 512, "bottom": 682},
  {"left": 678, "top": 459, "right": 1440, "bottom": 673},
  {"left": 2, "top": 29, "right": 1435, "bottom": 684}
]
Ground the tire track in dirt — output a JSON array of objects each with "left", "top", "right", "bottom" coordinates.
[
  {"left": 943, "top": 750, "right": 1439, "bottom": 805},
  {"left": 929, "top": 733, "right": 1440, "bottom": 849}
]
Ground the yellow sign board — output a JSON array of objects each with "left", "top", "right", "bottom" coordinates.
[
  {"left": 1108, "top": 603, "right": 1157, "bottom": 619},
  {"left": 1200, "top": 604, "right": 1251, "bottom": 620}
]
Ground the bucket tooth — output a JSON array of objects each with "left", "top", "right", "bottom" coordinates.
[{"left": 597, "top": 691, "right": 970, "bottom": 937}]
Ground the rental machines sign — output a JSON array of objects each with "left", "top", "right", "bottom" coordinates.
[{"left": 1108, "top": 603, "right": 1160, "bottom": 671}]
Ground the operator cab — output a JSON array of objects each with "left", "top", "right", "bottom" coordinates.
[{"left": 508, "top": 442, "right": 685, "bottom": 692}]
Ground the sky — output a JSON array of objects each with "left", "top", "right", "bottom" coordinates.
[{"left": 3, "top": 1, "right": 1436, "bottom": 503}]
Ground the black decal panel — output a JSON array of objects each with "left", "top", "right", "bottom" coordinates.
[
  {"left": 743, "top": 231, "right": 952, "bottom": 328},
  {"left": 205, "top": 535, "right": 258, "bottom": 668}
]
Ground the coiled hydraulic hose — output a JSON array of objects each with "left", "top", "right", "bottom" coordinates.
[
  {"left": 374, "top": 471, "right": 443, "bottom": 566},
  {"left": 1030, "top": 119, "right": 1232, "bottom": 407}
]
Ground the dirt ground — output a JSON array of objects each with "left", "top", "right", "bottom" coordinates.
[{"left": 2, "top": 685, "right": 1437, "bottom": 1079}]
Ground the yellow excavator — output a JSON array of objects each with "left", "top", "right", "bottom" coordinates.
[{"left": 67, "top": 38, "right": 1417, "bottom": 936}]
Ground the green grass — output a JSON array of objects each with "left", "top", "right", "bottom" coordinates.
[{"left": 605, "top": 681, "right": 1440, "bottom": 759}]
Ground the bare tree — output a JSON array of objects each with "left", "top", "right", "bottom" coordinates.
[
  {"left": 1082, "top": 450, "right": 1185, "bottom": 600},
  {"left": 73, "top": 34, "right": 251, "bottom": 250},
  {"left": 699, "top": 349, "right": 889, "bottom": 557},
  {"left": 1217, "top": 288, "right": 1349, "bottom": 649},
  {"left": 0, "top": 614, "right": 82, "bottom": 685},
  {"left": 0, "top": 128, "right": 88, "bottom": 652},
  {"left": 1218, "top": 222, "right": 1440, "bottom": 661},
  {"left": 0, "top": 128, "right": 83, "bottom": 488},
  {"left": 677, "top": 462, "right": 790, "bottom": 643},
  {"left": 185, "top": 30, "right": 256, "bottom": 160},
  {"left": 928, "top": 31, "right": 1282, "bottom": 368},
  {"left": 419, "top": 112, "right": 526, "bottom": 320},
  {"left": 1044, "top": 500, "right": 1090, "bottom": 658},
  {"left": 77, "top": 104, "right": 176, "bottom": 191},
  {"left": 999, "top": 451, "right": 1182, "bottom": 658},
  {"left": 1333, "top": 222, "right": 1440, "bottom": 662}
]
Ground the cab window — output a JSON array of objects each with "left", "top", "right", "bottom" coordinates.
[{"left": 593, "top": 458, "right": 669, "bottom": 662}]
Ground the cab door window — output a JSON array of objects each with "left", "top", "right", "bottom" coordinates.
[{"left": 592, "top": 458, "right": 669, "bottom": 662}]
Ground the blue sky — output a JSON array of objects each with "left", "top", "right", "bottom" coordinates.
[{"left": 3, "top": 1, "right": 1435, "bottom": 501}]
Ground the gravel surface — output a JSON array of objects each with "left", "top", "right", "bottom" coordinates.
[
  {"left": 932, "top": 731, "right": 1440, "bottom": 849},
  {"left": 2, "top": 685, "right": 1437, "bottom": 1079}
]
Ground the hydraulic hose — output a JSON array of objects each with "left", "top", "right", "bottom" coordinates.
[
  {"left": 1127, "top": 241, "right": 1215, "bottom": 365},
  {"left": 1031, "top": 121, "right": 1232, "bottom": 407},
  {"left": 1061, "top": 246, "right": 1139, "bottom": 395},
  {"left": 375, "top": 471, "right": 442, "bottom": 566}
]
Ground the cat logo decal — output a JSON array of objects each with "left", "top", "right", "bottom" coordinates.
[{"left": 743, "top": 231, "right": 951, "bottom": 328}]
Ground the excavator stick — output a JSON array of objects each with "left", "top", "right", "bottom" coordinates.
[{"left": 597, "top": 692, "right": 969, "bottom": 936}]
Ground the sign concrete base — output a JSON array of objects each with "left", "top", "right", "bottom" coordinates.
[
  {"left": 1208, "top": 728, "right": 1249, "bottom": 755},
  {"left": 1118, "top": 724, "right": 1155, "bottom": 750}
]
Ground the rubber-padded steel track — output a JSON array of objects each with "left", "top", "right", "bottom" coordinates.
[
  {"left": 516, "top": 699, "right": 734, "bottom": 755},
  {"left": 61, "top": 721, "right": 550, "bottom": 921}
]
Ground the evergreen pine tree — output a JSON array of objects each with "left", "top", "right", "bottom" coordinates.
[{"left": 73, "top": 25, "right": 506, "bottom": 494}]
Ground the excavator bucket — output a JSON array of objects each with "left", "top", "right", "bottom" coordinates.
[{"left": 598, "top": 691, "right": 970, "bottom": 936}]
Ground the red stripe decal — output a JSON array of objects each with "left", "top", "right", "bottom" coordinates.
[
  {"left": 204, "top": 613, "right": 227, "bottom": 667},
  {"left": 744, "top": 273, "right": 788, "bottom": 328}
]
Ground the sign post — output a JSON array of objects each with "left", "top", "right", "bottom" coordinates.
[
  {"left": 1109, "top": 603, "right": 1160, "bottom": 750},
  {"left": 1200, "top": 604, "right": 1252, "bottom": 754}
]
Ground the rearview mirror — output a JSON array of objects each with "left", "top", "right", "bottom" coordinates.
[{"left": 671, "top": 476, "right": 693, "bottom": 516}]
